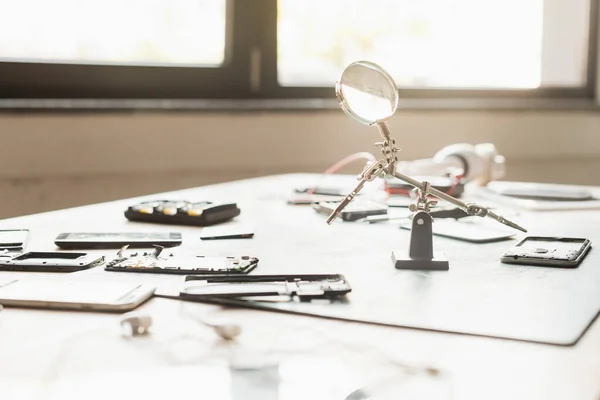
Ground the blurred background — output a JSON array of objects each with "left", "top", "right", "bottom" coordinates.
[{"left": 0, "top": 0, "right": 598, "bottom": 218}]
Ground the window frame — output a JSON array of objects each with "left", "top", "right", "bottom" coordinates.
[
  {"left": 0, "top": 0, "right": 257, "bottom": 99},
  {"left": 0, "top": 0, "right": 597, "bottom": 107}
]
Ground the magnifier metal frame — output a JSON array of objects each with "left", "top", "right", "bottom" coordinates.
[{"left": 335, "top": 60, "right": 399, "bottom": 126}]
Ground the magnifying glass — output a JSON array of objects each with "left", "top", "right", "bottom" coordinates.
[
  {"left": 336, "top": 61, "right": 399, "bottom": 173},
  {"left": 337, "top": 61, "right": 398, "bottom": 126},
  {"left": 328, "top": 61, "right": 526, "bottom": 232}
]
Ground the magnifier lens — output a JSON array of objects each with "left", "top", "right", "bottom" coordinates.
[{"left": 337, "top": 61, "right": 399, "bottom": 125}]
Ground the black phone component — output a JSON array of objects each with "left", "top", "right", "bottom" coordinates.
[
  {"left": 501, "top": 236, "right": 592, "bottom": 268},
  {"left": 0, "top": 251, "right": 105, "bottom": 272},
  {"left": 182, "top": 274, "right": 351, "bottom": 301},
  {"left": 125, "top": 200, "right": 240, "bottom": 226},
  {"left": 55, "top": 232, "right": 182, "bottom": 249}
]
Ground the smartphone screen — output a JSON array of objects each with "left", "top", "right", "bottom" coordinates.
[
  {"left": 0, "top": 279, "right": 156, "bottom": 311},
  {"left": 0, "top": 229, "right": 29, "bottom": 249}
]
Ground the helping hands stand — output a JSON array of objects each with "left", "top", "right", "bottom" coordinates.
[
  {"left": 326, "top": 61, "right": 526, "bottom": 271},
  {"left": 325, "top": 110, "right": 526, "bottom": 271},
  {"left": 325, "top": 126, "right": 452, "bottom": 270},
  {"left": 392, "top": 182, "right": 449, "bottom": 270}
]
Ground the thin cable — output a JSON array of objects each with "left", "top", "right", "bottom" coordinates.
[{"left": 308, "top": 152, "right": 378, "bottom": 195}]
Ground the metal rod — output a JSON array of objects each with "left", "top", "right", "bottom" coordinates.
[
  {"left": 376, "top": 122, "right": 392, "bottom": 141},
  {"left": 394, "top": 171, "right": 466, "bottom": 210},
  {"left": 394, "top": 171, "right": 527, "bottom": 232},
  {"left": 326, "top": 180, "right": 366, "bottom": 224}
]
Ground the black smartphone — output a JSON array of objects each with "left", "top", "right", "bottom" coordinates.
[
  {"left": 501, "top": 236, "right": 592, "bottom": 268},
  {"left": 55, "top": 232, "right": 182, "bottom": 249},
  {"left": 0, "top": 229, "right": 29, "bottom": 249},
  {"left": 313, "top": 200, "right": 387, "bottom": 222},
  {"left": 0, "top": 251, "right": 105, "bottom": 272}
]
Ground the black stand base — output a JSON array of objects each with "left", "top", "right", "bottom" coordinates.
[
  {"left": 392, "top": 250, "right": 449, "bottom": 270},
  {"left": 392, "top": 210, "right": 450, "bottom": 271}
]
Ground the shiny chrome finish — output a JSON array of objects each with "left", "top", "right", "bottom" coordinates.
[{"left": 328, "top": 60, "right": 527, "bottom": 233}]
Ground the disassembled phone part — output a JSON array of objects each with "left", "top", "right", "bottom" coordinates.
[
  {"left": 501, "top": 237, "right": 592, "bottom": 268},
  {"left": 125, "top": 200, "right": 240, "bottom": 226},
  {"left": 105, "top": 245, "right": 258, "bottom": 275},
  {"left": 182, "top": 274, "right": 351, "bottom": 301},
  {"left": 0, "top": 251, "right": 105, "bottom": 272}
]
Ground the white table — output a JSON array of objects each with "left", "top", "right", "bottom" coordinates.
[{"left": 0, "top": 174, "right": 599, "bottom": 400}]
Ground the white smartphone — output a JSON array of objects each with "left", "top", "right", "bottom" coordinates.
[{"left": 0, "top": 279, "right": 155, "bottom": 312}]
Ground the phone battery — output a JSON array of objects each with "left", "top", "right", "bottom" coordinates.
[{"left": 501, "top": 236, "right": 592, "bottom": 268}]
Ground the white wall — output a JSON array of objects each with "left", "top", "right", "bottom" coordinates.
[{"left": 0, "top": 110, "right": 599, "bottom": 219}]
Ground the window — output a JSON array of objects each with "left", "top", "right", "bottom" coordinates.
[
  {"left": 0, "top": 0, "right": 596, "bottom": 103},
  {"left": 0, "top": 0, "right": 226, "bottom": 66}
]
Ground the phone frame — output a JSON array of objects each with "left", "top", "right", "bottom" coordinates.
[
  {"left": 0, "top": 280, "right": 156, "bottom": 312},
  {"left": 501, "top": 236, "right": 592, "bottom": 268},
  {"left": 54, "top": 232, "right": 182, "bottom": 249},
  {"left": 0, "top": 252, "right": 105, "bottom": 272}
]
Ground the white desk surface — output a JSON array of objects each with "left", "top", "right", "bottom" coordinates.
[{"left": 0, "top": 174, "right": 599, "bottom": 400}]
